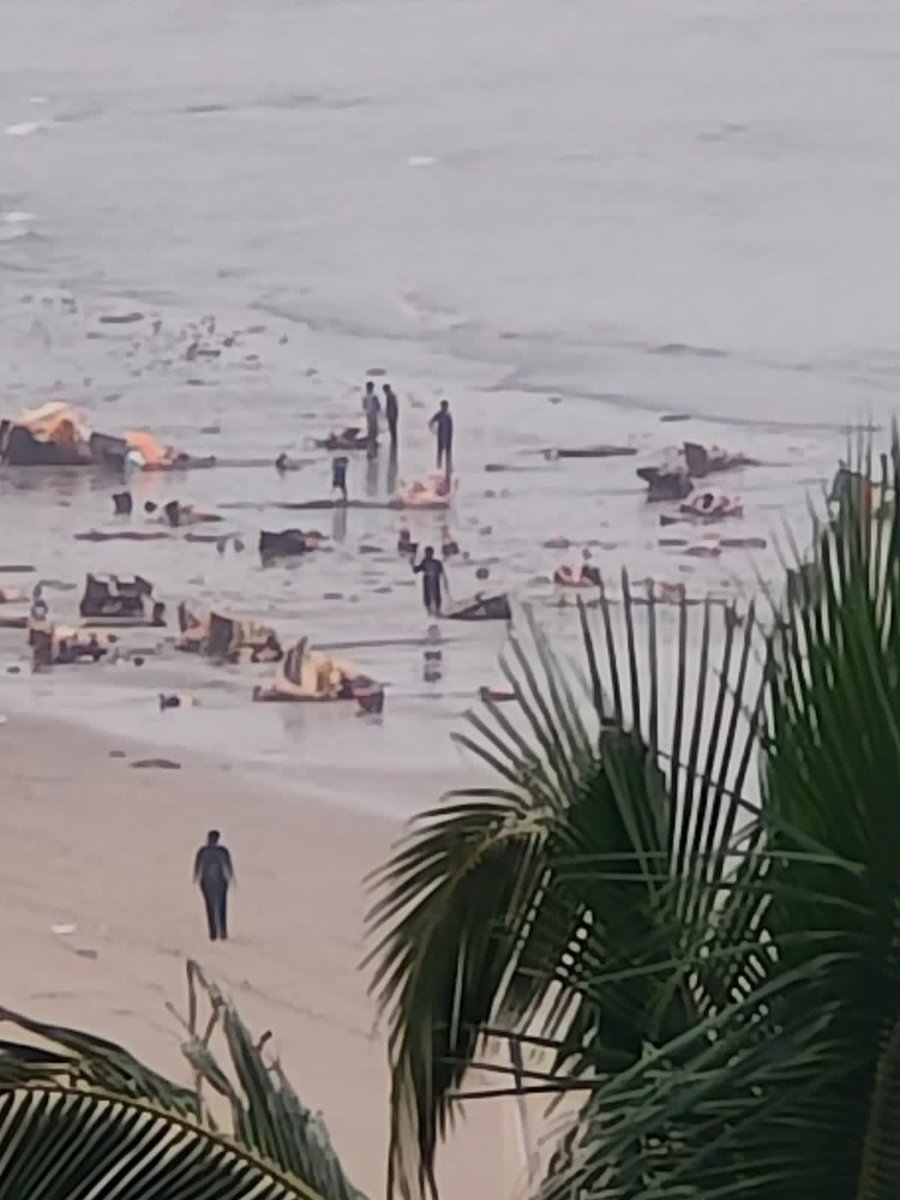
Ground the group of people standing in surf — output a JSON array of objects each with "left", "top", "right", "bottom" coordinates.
[
  {"left": 355, "top": 379, "right": 455, "bottom": 618},
  {"left": 359, "top": 379, "right": 454, "bottom": 470}
]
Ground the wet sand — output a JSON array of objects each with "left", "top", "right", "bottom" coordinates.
[{"left": 0, "top": 712, "right": 518, "bottom": 1198}]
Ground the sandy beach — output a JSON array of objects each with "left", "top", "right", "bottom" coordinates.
[
  {"left": 2, "top": 0, "right": 898, "bottom": 1192},
  {"left": 0, "top": 712, "right": 517, "bottom": 1198}
]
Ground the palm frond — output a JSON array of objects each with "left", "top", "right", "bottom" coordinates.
[
  {"left": 367, "top": 586, "right": 764, "bottom": 1197},
  {"left": 0, "top": 1006, "right": 197, "bottom": 1114},
  {"left": 0, "top": 1086, "right": 312, "bottom": 1200},
  {"left": 0, "top": 963, "right": 365, "bottom": 1200},
  {"left": 537, "top": 437, "right": 900, "bottom": 1199}
]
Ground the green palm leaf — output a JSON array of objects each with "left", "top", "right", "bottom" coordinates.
[
  {"left": 368, "top": 588, "right": 762, "bottom": 1197},
  {"left": 0, "top": 964, "right": 365, "bottom": 1200},
  {"left": 0, "top": 1087, "right": 310, "bottom": 1200},
  {"left": 370, "top": 434, "right": 900, "bottom": 1200}
]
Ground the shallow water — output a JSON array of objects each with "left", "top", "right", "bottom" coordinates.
[{"left": 0, "top": 0, "right": 894, "bottom": 810}]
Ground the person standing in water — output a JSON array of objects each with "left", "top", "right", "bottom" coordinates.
[
  {"left": 429, "top": 399, "right": 453, "bottom": 471},
  {"left": 193, "top": 829, "right": 234, "bottom": 942},
  {"left": 362, "top": 380, "right": 381, "bottom": 449},
  {"left": 413, "top": 545, "right": 446, "bottom": 615},
  {"left": 383, "top": 383, "right": 399, "bottom": 446},
  {"left": 331, "top": 455, "right": 349, "bottom": 504}
]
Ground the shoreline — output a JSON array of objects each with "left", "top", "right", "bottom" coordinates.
[{"left": 0, "top": 710, "right": 517, "bottom": 1197}]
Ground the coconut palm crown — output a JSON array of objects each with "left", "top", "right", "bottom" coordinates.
[{"left": 369, "top": 444, "right": 900, "bottom": 1200}]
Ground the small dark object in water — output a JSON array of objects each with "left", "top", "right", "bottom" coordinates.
[
  {"left": 720, "top": 536, "right": 768, "bottom": 550},
  {"left": 163, "top": 500, "right": 183, "bottom": 527},
  {"left": 112, "top": 491, "right": 133, "bottom": 516},
  {"left": 274, "top": 453, "right": 313, "bottom": 472},
  {"left": 131, "top": 757, "right": 181, "bottom": 770},
  {"left": 79, "top": 573, "right": 163, "bottom": 626},
  {"left": 446, "top": 593, "right": 512, "bottom": 621},
  {"left": 544, "top": 445, "right": 637, "bottom": 461},
  {"left": 74, "top": 530, "right": 170, "bottom": 542},
  {"left": 354, "top": 683, "right": 385, "bottom": 714},
  {"left": 638, "top": 470, "right": 693, "bottom": 503},
  {"left": 683, "top": 442, "right": 759, "bottom": 477},
  {"left": 315, "top": 427, "right": 371, "bottom": 452},
  {"left": 183, "top": 531, "right": 232, "bottom": 544},
  {"left": 0, "top": 419, "right": 90, "bottom": 467},
  {"left": 90, "top": 432, "right": 131, "bottom": 469},
  {"left": 259, "top": 529, "right": 309, "bottom": 559},
  {"left": 98, "top": 312, "right": 144, "bottom": 325}
]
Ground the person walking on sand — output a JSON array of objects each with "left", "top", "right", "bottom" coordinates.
[
  {"left": 413, "top": 545, "right": 446, "bottom": 616},
  {"left": 429, "top": 399, "right": 453, "bottom": 471},
  {"left": 362, "top": 380, "right": 381, "bottom": 449},
  {"left": 383, "top": 383, "right": 399, "bottom": 446},
  {"left": 193, "top": 829, "right": 234, "bottom": 941}
]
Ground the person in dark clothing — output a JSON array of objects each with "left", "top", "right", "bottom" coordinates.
[
  {"left": 193, "top": 829, "right": 234, "bottom": 941},
  {"left": 383, "top": 384, "right": 399, "bottom": 445},
  {"left": 362, "top": 381, "right": 381, "bottom": 448},
  {"left": 413, "top": 546, "right": 446, "bottom": 615},
  {"left": 429, "top": 400, "right": 453, "bottom": 471},
  {"left": 331, "top": 455, "right": 349, "bottom": 504}
]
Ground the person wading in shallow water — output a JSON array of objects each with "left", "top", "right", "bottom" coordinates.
[
  {"left": 193, "top": 829, "right": 234, "bottom": 941},
  {"left": 383, "top": 383, "right": 399, "bottom": 446},
  {"left": 331, "top": 455, "right": 349, "bottom": 504},
  {"left": 413, "top": 545, "right": 446, "bottom": 615},
  {"left": 362, "top": 380, "right": 381, "bottom": 449},
  {"left": 429, "top": 399, "right": 453, "bottom": 471}
]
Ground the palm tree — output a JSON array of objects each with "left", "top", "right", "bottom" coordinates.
[
  {"left": 369, "top": 445, "right": 900, "bottom": 1199},
  {"left": 0, "top": 960, "right": 365, "bottom": 1200}
]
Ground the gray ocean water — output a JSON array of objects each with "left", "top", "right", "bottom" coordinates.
[{"left": 0, "top": 0, "right": 896, "bottom": 812}]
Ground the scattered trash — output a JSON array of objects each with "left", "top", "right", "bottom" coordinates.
[
  {"left": 51, "top": 924, "right": 76, "bottom": 936},
  {"left": 131, "top": 758, "right": 182, "bottom": 770},
  {"left": 159, "top": 693, "right": 197, "bottom": 711}
]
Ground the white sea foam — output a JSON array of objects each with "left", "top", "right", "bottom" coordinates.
[{"left": 5, "top": 121, "right": 47, "bottom": 137}]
